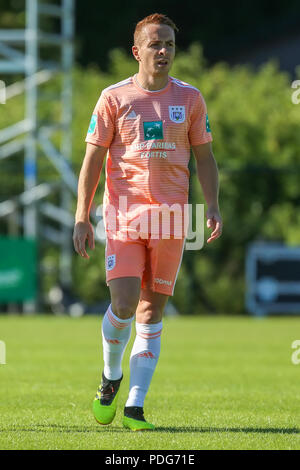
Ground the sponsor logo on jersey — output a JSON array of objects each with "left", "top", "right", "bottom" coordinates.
[
  {"left": 141, "top": 151, "right": 167, "bottom": 159},
  {"left": 131, "top": 142, "right": 176, "bottom": 151},
  {"left": 87, "top": 114, "right": 97, "bottom": 134},
  {"left": 106, "top": 254, "right": 116, "bottom": 271},
  {"left": 206, "top": 114, "right": 211, "bottom": 132},
  {"left": 169, "top": 106, "right": 185, "bottom": 123},
  {"left": 143, "top": 121, "right": 163, "bottom": 140}
]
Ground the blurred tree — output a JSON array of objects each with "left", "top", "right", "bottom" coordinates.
[
  {"left": 1, "top": 44, "right": 299, "bottom": 314},
  {"left": 71, "top": 47, "right": 300, "bottom": 313},
  {"left": 0, "top": 0, "right": 25, "bottom": 28}
]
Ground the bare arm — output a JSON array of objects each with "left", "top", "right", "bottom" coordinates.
[
  {"left": 73, "top": 143, "right": 107, "bottom": 258},
  {"left": 192, "top": 142, "right": 222, "bottom": 243}
]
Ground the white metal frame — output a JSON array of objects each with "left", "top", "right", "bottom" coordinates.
[{"left": 0, "top": 0, "right": 75, "bottom": 312}]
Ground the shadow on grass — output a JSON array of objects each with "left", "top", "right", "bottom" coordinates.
[
  {"left": 154, "top": 427, "right": 300, "bottom": 434},
  {"left": 0, "top": 424, "right": 299, "bottom": 435}
]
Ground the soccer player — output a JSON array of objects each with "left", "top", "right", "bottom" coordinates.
[{"left": 73, "top": 13, "right": 222, "bottom": 431}]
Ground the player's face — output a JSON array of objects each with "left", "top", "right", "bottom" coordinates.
[{"left": 133, "top": 24, "right": 175, "bottom": 76}]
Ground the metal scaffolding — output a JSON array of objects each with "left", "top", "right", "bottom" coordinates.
[{"left": 0, "top": 0, "right": 76, "bottom": 312}]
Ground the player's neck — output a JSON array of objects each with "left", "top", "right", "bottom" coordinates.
[{"left": 136, "top": 71, "right": 169, "bottom": 91}]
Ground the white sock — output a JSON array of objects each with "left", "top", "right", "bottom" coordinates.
[
  {"left": 101, "top": 304, "right": 133, "bottom": 380},
  {"left": 125, "top": 321, "right": 163, "bottom": 408}
]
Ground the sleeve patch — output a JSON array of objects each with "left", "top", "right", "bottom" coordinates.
[
  {"left": 87, "top": 114, "right": 97, "bottom": 134},
  {"left": 206, "top": 114, "right": 211, "bottom": 133}
]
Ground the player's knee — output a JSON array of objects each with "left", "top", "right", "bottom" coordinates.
[
  {"left": 138, "top": 306, "right": 163, "bottom": 324},
  {"left": 112, "top": 301, "right": 136, "bottom": 320}
]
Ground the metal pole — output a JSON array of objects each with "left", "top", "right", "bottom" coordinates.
[
  {"left": 7, "top": 209, "right": 20, "bottom": 314},
  {"left": 60, "top": 0, "right": 74, "bottom": 288},
  {"left": 24, "top": 0, "right": 38, "bottom": 313}
]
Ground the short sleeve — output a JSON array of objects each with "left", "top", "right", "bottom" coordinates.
[
  {"left": 188, "top": 92, "right": 213, "bottom": 146},
  {"left": 85, "top": 92, "right": 115, "bottom": 148}
]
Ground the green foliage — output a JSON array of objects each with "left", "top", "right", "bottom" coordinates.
[{"left": 2, "top": 44, "right": 300, "bottom": 313}]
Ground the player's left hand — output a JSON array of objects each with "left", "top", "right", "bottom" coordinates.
[{"left": 206, "top": 208, "right": 222, "bottom": 243}]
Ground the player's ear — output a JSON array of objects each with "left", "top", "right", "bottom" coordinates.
[{"left": 132, "top": 45, "right": 140, "bottom": 62}]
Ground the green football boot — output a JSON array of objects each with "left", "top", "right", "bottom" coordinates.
[
  {"left": 93, "top": 372, "right": 123, "bottom": 425},
  {"left": 123, "top": 406, "right": 155, "bottom": 431}
]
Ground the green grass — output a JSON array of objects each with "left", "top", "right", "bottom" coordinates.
[{"left": 0, "top": 314, "right": 299, "bottom": 450}]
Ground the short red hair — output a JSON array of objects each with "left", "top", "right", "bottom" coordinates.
[{"left": 134, "top": 13, "right": 178, "bottom": 46}]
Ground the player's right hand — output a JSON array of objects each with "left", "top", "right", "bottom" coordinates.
[{"left": 73, "top": 221, "right": 95, "bottom": 259}]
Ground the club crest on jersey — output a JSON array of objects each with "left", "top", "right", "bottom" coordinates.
[
  {"left": 169, "top": 106, "right": 185, "bottom": 123},
  {"left": 106, "top": 254, "right": 116, "bottom": 271}
]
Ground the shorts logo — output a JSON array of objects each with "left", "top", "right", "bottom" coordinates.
[
  {"left": 169, "top": 106, "right": 185, "bottom": 123},
  {"left": 106, "top": 254, "right": 116, "bottom": 271},
  {"left": 154, "top": 278, "right": 172, "bottom": 286},
  {"left": 143, "top": 121, "right": 163, "bottom": 140},
  {"left": 87, "top": 114, "right": 97, "bottom": 134}
]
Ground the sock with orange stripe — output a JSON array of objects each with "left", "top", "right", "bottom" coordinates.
[
  {"left": 125, "top": 321, "right": 163, "bottom": 408},
  {"left": 102, "top": 304, "right": 134, "bottom": 380}
]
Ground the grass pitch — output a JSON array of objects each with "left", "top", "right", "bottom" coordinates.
[{"left": 0, "top": 314, "right": 299, "bottom": 450}]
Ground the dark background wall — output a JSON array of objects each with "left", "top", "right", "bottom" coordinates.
[
  {"left": 74, "top": 0, "right": 300, "bottom": 75},
  {"left": 0, "top": 0, "right": 298, "bottom": 74}
]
